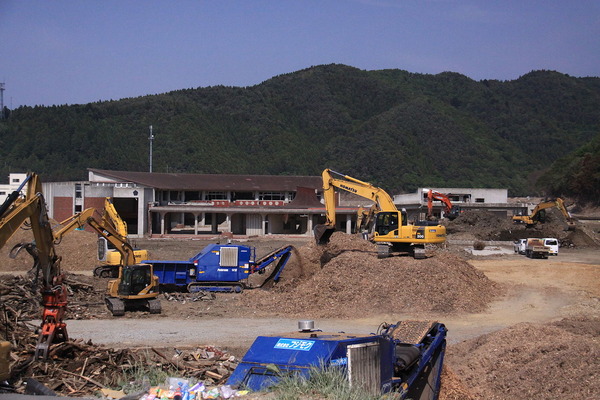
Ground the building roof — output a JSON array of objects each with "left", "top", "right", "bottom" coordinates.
[{"left": 88, "top": 169, "right": 323, "bottom": 191}]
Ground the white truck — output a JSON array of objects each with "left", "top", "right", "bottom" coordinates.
[
  {"left": 543, "top": 238, "right": 559, "bottom": 255},
  {"left": 525, "top": 238, "right": 551, "bottom": 259},
  {"left": 514, "top": 239, "right": 527, "bottom": 254}
]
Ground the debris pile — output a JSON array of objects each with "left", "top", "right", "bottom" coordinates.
[
  {"left": 243, "top": 233, "right": 502, "bottom": 318},
  {"left": 2, "top": 322, "right": 241, "bottom": 397},
  {"left": 446, "top": 316, "right": 600, "bottom": 400},
  {"left": 0, "top": 273, "right": 107, "bottom": 321}
]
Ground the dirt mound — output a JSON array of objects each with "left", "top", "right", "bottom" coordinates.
[
  {"left": 446, "top": 316, "right": 600, "bottom": 400},
  {"left": 447, "top": 209, "right": 599, "bottom": 247},
  {"left": 447, "top": 210, "right": 515, "bottom": 241},
  {"left": 0, "top": 223, "right": 98, "bottom": 272},
  {"left": 243, "top": 232, "right": 502, "bottom": 318}
]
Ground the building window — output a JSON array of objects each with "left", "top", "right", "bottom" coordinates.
[
  {"left": 0, "top": 191, "right": 5, "bottom": 196},
  {"left": 475, "top": 198, "right": 485, "bottom": 203},
  {"left": 232, "top": 191, "right": 254, "bottom": 201},
  {"left": 206, "top": 192, "right": 227, "bottom": 200},
  {"left": 75, "top": 183, "right": 83, "bottom": 199},
  {"left": 12, "top": 178, "right": 19, "bottom": 183},
  {"left": 258, "top": 192, "right": 285, "bottom": 201},
  {"left": 75, "top": 204, "right": 82, "bottom": 213}
]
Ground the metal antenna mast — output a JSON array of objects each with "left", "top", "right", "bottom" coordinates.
[
  {"left": 0, "top": 82, "right": 5, "bottom": 120},
  {"left": 149, "top": 125, "right": 154, "bottom": 172}
]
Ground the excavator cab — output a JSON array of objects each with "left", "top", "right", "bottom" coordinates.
[
  {"left": 118, "top": 264, "right": 153, "bottom": 296},
  {"left": 106, "top": 264, "right": 161, "bottom": 316},
  {"left": 375, "top": 211, "right": 400, "bottom": 235}
]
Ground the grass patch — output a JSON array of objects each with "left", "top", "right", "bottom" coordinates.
[{"left": 268, "top": 364, "right": 392, "bottom": 400}]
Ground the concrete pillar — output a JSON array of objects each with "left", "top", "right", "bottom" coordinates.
[
  {"left": 346, "top": 214, "right": 352, "bottom": 234},
  {"left": 211, "top": 213, "right": 218, "bottom": 233},
  {"left": 307, "top": 215, "right": 314, "bottom": 236},
  {"left": 160, "top": 212, "right": 165, "bottom": 235},
  {"left": 194, "top": 213, "right": 199, "bottom": 235},
  {"left": 225, "top": 213, "right": 232, "bottom": 233}
]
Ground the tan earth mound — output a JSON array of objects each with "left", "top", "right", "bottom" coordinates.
[
  {"left": 0, "top": 222, "right": 98, "bottom": 272},
  {"left": 243, "top": 232, "right": 502, "bottom": 318},
  {"left": 446, "top": 316, "right": 600, "bottom": 400}
]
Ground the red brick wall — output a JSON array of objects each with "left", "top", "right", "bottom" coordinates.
[
  {"left": 84, "top": 197, "right": 105, "bottom": 212},
  {"left": 53, "top": 196, "right": 106, "bottom": 233},
  {"left": 53, "top": 197, "right": 73, "bottom": 222}
]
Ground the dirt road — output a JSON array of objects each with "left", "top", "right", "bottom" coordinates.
[{"left": 63, "top": 245, "right": 600, "bottom": 355}]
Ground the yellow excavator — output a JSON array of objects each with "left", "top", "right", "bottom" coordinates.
[
  {"left": 315, "top": 169, "right": 447, "bottom": 259},
  {"left": 512, "top": 198, "right": 576, "bottom": 230},
  {"left": 55, "top": 207, "right": 161, "bottom": 316},
  {"left": 0, "top": 173, "right": 68, "bottom": 362},
  {"left": 95, "top": 197, "right": 149, "bottom": 277}
]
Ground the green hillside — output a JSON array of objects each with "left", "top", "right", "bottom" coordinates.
[
  {"left": 1, "top": 64, "right": 599, "bottom": 195},
  {"left": 537, "top": 133, "right": 600, "bottom": 204}
]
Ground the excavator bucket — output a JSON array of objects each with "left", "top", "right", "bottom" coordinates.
[{"left": 314, "top": 224, "right": 335, "bottom": 245}]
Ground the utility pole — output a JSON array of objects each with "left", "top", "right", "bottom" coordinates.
[
  {"left": 0, "top": 82, "right": 5, "bottom": 120},
  {"left": 149, "top": 125, "right": 154, "bottom": 173}
]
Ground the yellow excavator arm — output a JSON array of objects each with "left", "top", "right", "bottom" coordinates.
[
  {"left": 316, "top": 169, "right": 446, "bottom": 259},
  {"left": 512, "top": 198, "right": 575, "bottom": 229},
  {"left": 0, "top": 173, "right": 68, "bottom": 359},
  {"left": 54, "top": 206, "right": 138, "bottom": 266},
  {"left": 52, "top": 205, "right": 159, "bottom": 315},
  {"left": 322, "top": 168, "right": 398, "bottom": 227}
]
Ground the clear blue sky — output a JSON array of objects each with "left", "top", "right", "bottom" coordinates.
[{"left": 1, "top": 0, "right": 599, "bottom": 108}]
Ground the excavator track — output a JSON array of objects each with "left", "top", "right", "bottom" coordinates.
[
  {"left": 147, "top": 298, "right": 161, "bottom": 314},
  {"left": 105, "top": 297, "right": 125, "bottom": 316}
]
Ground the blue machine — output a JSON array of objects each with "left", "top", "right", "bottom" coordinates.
[
  {"left": 145, "top": 243, "right": 293, "bottom": 292},
  {"left": 227, "top": 321, "right": 447, "bottom": 399}
]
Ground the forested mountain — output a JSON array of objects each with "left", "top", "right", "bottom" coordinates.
[
  {"left": 1, "top": 64, "right": 599, "bottom": 196},
  {"left": 537, "top": 134, "right": 600, "bottom": 204}
]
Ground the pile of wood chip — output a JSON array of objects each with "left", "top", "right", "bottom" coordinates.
[
  {"left": 243, "top": 232, "right": 502, "bottom": 318},
  {"left": 446, "top": 316, "right": 600, "bottom": 400}
]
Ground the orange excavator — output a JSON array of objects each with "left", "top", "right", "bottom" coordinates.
[
  {"left": 0, "top": 173, "right": 67, "bottom": 360},
  {"left": 424, "top": 189, "right": 460, "bottom": 221}
]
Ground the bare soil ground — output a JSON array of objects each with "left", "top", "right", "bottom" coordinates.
[{"left": 1, "top": 212, "right": 600, "bottom": 399}]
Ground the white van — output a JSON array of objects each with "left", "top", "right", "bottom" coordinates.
[{"left": 543, "top": 238, "right": 559, "bottom": 256}]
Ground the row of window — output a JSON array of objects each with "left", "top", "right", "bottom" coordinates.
[{"left": 159, "top": 191, "right": 296, "bottom": 202}]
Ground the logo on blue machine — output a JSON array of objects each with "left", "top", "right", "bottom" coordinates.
[
  {"left": 330, "top": 357, "right": 348, "bottom": 366},
  {"left": 274, "top": 338, "right": 315, "bottom": 351}
]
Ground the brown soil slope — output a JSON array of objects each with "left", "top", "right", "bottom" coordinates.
[{"left": 0, "top": 224, "right": 98, "bottom": 272}]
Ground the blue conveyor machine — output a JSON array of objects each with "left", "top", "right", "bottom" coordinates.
[
  {"left": 145, "top": 243, "right": 293, "bottom": 292},
  {"left": 227, "top": 320, "right": 447, "bottom": 399}
]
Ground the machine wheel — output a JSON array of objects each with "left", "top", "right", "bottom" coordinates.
[
  {"left": 377, "top": 244, "right": 390, "bottom": 259},
  {"left": 105, "top": 297, "right": 125, "bottom": 317},
  {"left": 93, "top": 266, "right": 104, "bottom": 277},
  {"left": 147, "top": 299, "right": 161, "bottom": 314},
  {"left": 234, "top": 285, "right": 243, "bottom": 293}
]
